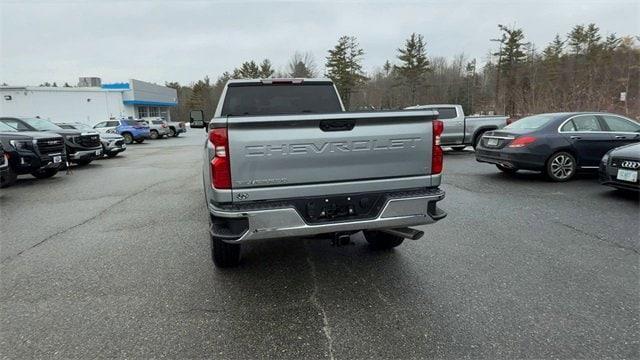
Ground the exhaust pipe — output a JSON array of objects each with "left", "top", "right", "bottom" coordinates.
[{"left": 380, "top": 227, "right": 424, "bottom": 240}]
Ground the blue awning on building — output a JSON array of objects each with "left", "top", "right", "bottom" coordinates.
[
  {"left": 123, "top": 100, "right": 177, "bottom": 107},
  {"left": 102, "top": 83, "right": 130, "bottom": 90}
]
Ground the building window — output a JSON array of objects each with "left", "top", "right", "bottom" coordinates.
[
  {"left": 137, "top": 106, "right": 148, "bottom": 119},
  {"left": 149, "top": 107, "right": 159, "bottom": 117},
  {"left": 159, "top": 108, "right": 169, "bottom": 120}
]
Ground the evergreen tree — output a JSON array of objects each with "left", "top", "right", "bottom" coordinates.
[
  {"left": 394, "top": 33, "right": 430, "bottom": 104},
  {"left": 259, "top": 59, "right": 274, "bottom": 78},
  {"left": 287, "top": 52, "right": 316, "bottom": 78},
  {"left": 63, "top": 82, "right": 71, "bottom": 87},
  {"left": 494, "top": 24, "right": 528, "bottom": 115},
  {"left": 325, "top": 35, "right": 367, "bottom": 108}
]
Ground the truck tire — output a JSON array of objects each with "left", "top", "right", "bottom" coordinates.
[
  {"left": 150, "top": 130, "right": 159, "bottom": 139},
  {"left": 169, "top": 127, "right": 176, "bottom": 137},
  {"left": 211, "top": 233, "right": 241, "bottom": 268},
  {"left": 363, "top": 230, "right": 404, "bottom": 250},
  {"left": 1, "top": 167, "right": 17, "bottom": 188},
  {"left": 122, "top": 132, "right": 133, "bottom": 144},
  {"left": 451, "top": 146, "right": 466, "bottom": 151},
  {"left": 472, "top": 130, "right": 487, "bottom": 149},
  {"left": 75, "top": 159, "right": 92, "bottom": 166},
  {"left": 31, "top": 168, "right": 58, "bottom": 179}
]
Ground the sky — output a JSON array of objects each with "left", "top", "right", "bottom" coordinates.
[{"left": 1, "top": 0, "right": 639, "bottom": 86}]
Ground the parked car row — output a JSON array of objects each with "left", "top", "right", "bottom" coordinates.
[
  {"left": 474, "top": 112, "right": 640, "bottom": 191},
  {"left": 0, "top": 116, "right": 186, "bottom": 188},
  {"left": 92, "top": 117, "right": 186, "bottom": 144}
]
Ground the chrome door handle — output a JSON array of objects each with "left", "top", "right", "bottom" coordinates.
[
  {"left": 570, "top": 136, "right": 581, "bottom": 139},
  {"left": 615, "top": 135, "right": 626, "bottom": 139}
]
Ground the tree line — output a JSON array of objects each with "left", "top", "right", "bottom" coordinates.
[{"left": 61, "top": 22, "right": 629, "bottom": 121}]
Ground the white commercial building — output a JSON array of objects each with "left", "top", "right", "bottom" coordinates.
[{"left": 0, "top": 78, "right": 178, "bottom": 126}]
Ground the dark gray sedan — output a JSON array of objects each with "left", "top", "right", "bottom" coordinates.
[{"left": 599, "top": 142, "right": 640, "bottom": 191}]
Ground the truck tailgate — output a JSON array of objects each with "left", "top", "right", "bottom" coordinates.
[{"left": 226, "top": 110, "right": 438, "bottom": 189}]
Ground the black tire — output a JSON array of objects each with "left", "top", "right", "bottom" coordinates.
[
  {"left": 1, "top": 166, "right": 17, "bottom": 188},
  {"left": 135, "top": 139, "right": 145, "bottom": 144},
  {"left": 31, "top": 168, "right": 58, "bottom": 179},
  {"left": 150, "top": 130, "right": 159, "bottom": 139},
  {"left": 106, "top": 152, "right": 118, "bottom": 158},
  {"left": 496, "top": 164, "right": 518, "bottom": 174},
  {"left": 363, "top": 230, "right": 404, "bottom": 250},
  {"left": 76, "top": 159, "right": 93, "bottom": 166},
  {"left": 122, "top": 132, "right": 133, "bottom": 144},
  {"left": 546, "top": 151, "right": 576, "bottom": 182},
  {"left": 211, "top": 233, "right": 241, "bottom": 268},
  {"left": 169, "top": 127, "right": 176, "bottom": 137},
  {"left": 451, "top": 146, "right": 466, "bottom": 151},
  {"left": 472, "top": 131, "right": 487, "bottom": 149}
]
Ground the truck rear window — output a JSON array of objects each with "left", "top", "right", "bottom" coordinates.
[{"left": 221, "top": 83, "right": 342, "bottom": 116}]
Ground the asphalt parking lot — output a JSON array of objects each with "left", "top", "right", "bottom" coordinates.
[{"left": 1, "top": 130, "right": 638, "bottom": 359}]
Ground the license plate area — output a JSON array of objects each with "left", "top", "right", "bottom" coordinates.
[
  {"left": 293, "top": 193, "right": 386, "bottom": 224},
  {"left": 617, "top": 169, "right": 638, "bottom": 183},
  {"left": 53, "top": 155, "right": 62, "bottom": 163}
]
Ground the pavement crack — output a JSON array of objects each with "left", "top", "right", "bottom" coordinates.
[
  {"left": 305, "top": 247, "right": 335, "bottom": 360},
  {"left": 553, "top": 221, "right": 640, "bottom": 255},
  {"left": 2, "top": 176, "right": 191, "bottom": 264}
]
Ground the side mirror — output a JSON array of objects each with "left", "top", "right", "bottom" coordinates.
[{"left": 190, "top": 110, "right": 205, "bottom": 128}]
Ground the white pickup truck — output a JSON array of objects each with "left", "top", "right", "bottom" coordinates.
[
  {"left": 190, "top": 78, "right": 447, "bottom": 267},
  {"left": 405, "top": 104, "right": 509, "bottom": 150}
]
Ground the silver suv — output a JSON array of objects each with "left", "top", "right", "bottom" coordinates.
[{"left": 141, "top": 118, "right": 171, "bottom": 139}]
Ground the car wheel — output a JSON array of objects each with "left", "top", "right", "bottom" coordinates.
[
  {"left": 1, "top": 167, "right": 17, "bottom": 188},
  {"left": 75, "top": 159, "right": 92, "bottom": 166},
  {"left": 106, "top": 152, "right": 118, "bottom": 158},
  {"left": 451, "top": 146, "right": 466, "bottom": 151},
  {"left": 211, "top": 233, "right": 241, "bottom": 268},
  {"left": 363, "top": 230, "right": 404, "bottom": 250},
  {"left": 546, "top": 151, "right": 576, "bottom": 182},
  {"left": 496, "top": 164, "right": 518, "bottom": 174},
  {"left": 150, "top": 130, "right": 159, "bottom": 139},
  {"left": 31, "top": 168, "right": 58, "bottom": 179},
  {"left": 135, "top": 139, "right": 145, "bottom": 144},
  {"left": 472, "top": 131, "right": 487, "bottom": 149},
  {"left": 122, "top": 133, "right": 133, "bottom": 144},
  {"left": 169, "top": 127, "right": 176, "bottom": 137}
]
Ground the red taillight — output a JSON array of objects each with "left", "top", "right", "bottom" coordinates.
[
  {"left": 431, "top": 120, "right": 443, "bottom": 174},
  {"left": 209, "top": 128, "right": 231, "bottom": 189},
  {"left": 508, "top": 136, "right": 537, "bottom": 148}
]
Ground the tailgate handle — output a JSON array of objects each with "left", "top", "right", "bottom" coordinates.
[{"left": 319, "top": 120, "right": 355, "bottom": 132}]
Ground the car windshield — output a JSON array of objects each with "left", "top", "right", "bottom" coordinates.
[
  {"left": 122, "top": 120, "right": 138, "bottom": 126},
  {"left": 22, "top": 118, "right": 63, "bottom": 131},
  {"left": 505, "top": 114, "right": 556, "bottom": 130},
  {"left": 0, "top": 122, "right": 17, "bottom": 132}
]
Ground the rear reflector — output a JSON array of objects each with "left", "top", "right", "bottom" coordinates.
[
  {"left": 209, "top": 128, "right": 231, "bottom": 189},
  {"left": 431, "top": 120, "right": 444, "bottom": 174},
  {"left": 508, "top": 136, "right": 537, "bottom": 148}
]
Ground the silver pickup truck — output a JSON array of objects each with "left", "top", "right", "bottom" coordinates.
[
  {"left": 190, "top": 78, "right": 447, "bottom": 267},
  {"left": 405, "top": 104, "right": 508, "bottom": 150}
]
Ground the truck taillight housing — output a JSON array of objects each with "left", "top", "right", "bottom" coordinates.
[
  {"left": 431, "top": 120, "right": 443, "bottom": 174},
  {"left": 209, "top": 128, "right": 231, "bottom": 189}
]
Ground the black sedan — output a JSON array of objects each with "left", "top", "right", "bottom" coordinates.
[
  {"left": 599, "top": 143, "right": 640, "bottom": 191},
  {"left": 475, "top": 112, "right": 640, "bottom": 181}
]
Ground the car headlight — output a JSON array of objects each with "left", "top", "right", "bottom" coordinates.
[{"left": 9, "top": 139, "right": 35, "bottom": 150}]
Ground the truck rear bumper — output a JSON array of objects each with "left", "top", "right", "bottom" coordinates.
[{"left": 208, "top": 189, "right": 446, "bottom": 243}]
